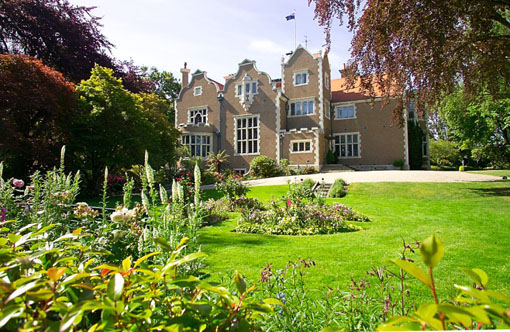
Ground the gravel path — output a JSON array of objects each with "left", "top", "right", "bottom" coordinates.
[{"left": 242, "top": 170, "right": 502, "bottom": 187}]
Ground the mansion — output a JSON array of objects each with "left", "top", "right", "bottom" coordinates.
[{"left": 175, "top": 45, "right": 428, "bottom": 172}]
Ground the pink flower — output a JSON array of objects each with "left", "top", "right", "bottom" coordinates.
[
  {"left": 12, "top": 179, "right": 24, "bottom": 188},
  {"left": 177, "top": 177, "right": 181, "bottom": 182},
  {"left": 286, "top": 199, "right": 292, "bottom": 207}
]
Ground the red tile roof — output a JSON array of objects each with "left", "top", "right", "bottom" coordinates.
[{"left": 331, "top": 76, "right": 399, "bottom": 103}]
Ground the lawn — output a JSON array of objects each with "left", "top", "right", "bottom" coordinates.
[
  {"left": 467, "top": 169, "right": 510, "bottom": 177},
  {"left": 199, "top": 181, "right": 510, "bottom": 304}
]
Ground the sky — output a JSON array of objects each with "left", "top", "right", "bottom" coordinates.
[{"left": 67, "top": 0, "right": 353, "bottom": 83}]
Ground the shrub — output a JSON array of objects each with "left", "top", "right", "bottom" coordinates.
[
  {"left": 279, "top": 158, "right": 292, "bottom": 176},
  {"left": 0, "top": 223, "right": 278, "bottom": 331},
  {"left": 203, "top": 198, "right": 231, "bottom": 225},
  {"left": 393, "top": 159, "right": 405, "bottom": 170},
  {"left": 430, "top": 140, "right": 462, "bottom": 167},
  {"left": 326, "top": 149, "right": 338, "bottom": 164},
  {"left": 216, "top": 173, "right": 248, "bottom": 200},
  {"left": 297, "top": 166, "right": 318, "bottom": 175},
  {"left": 329, "top": 178, "right": 347, "bottom": 198},
  {"left": 250, "top": 155, "right": 279, "bottom": 178}
]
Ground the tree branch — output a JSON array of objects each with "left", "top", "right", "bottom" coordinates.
[{"left": 491, "top": 12, "right": 510, "bottom": 30}]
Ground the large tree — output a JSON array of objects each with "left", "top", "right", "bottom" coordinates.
[
  {"left": 72, "top": 65, "right": 179, "bottom": 190},
  {"left": 0, "top": 0, "right": 115, "bottom": 82},
  {"left": 309, "top": 0, "right": 510, "bottom": 116},
  {"left": 0, "top": 54, "right": 77, "bottom": 178}
]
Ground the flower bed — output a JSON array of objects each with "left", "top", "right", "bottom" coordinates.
[{"left": 235, "top": 201, "right": 368, "bottom": 235}]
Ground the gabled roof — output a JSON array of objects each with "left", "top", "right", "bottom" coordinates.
[{"left": 176, "top": 69, "right": 223, "bottom": 101}]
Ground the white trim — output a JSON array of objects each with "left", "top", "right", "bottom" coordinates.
[
  {"left": 234, "top": 114, "right": 261, "bottom": 156},
  {"left": 293, "top": 69, "right": 310, "bottom": 86},
  {"left": 223, "top": 59, "right": 273, "bottom": 93},
  {"left": 187, "top": 106, "right": 208, "bottom": 125},
  {"left": 233, "top": 168, "right": 247, "bottom": 174},
  {"left": 180, "top": 132, "right": 213, "bottom": 158},
  {"left": 314, "top": 130, "right": 320, "bottom": 167},
  {"left": 333, "top": 132, "right": 361, "bottom": 159},
  {"left": 290, "top": 139, "right": 313, "bottom": 154},
  {"left": 176, "top": 70, "right": 222, "bottom": 102},
  {"left": 193, "top": 86, "right": 202, "bottom": 96},
  {"left": 275, "top": 91, "right": 281, "bottom": 164},
  {"left": 334, "top": 103, "right": 357, "bottom": 120},
  {"left": 283, "top": 44, "right": 317, "bottom": 67},
  {"left": 287, "top": 98, "right": 316, "bottom": 117},
  {"left": 403, "top": 109, "right": 410, "bottom": 169},
  {"left": 318, "top": 57, "right": 324, "bottom": 132}
]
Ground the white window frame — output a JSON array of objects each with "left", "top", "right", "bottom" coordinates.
[
  {"left": 293, "top": 70, "right": 309, "bottom": 86},
  {"left": 233, "top": 168, "right": 247, "bottom": 175},
  {"left": 193, "top": 86, "right": 202, "bottom": 96},
  {"left": 325, "top": 100, "right": 330, "bottom": 119},
  {"left": 235, "top": 80, "right": 259, "bottom": 98},
  {"left": 335, "top": 104, "right": 356, "bottom": 120},
  {"left": 234, "top": 115, "right": 260, "bottom": 156},
  {"left": 288, "top": 98, "right": 315, "bottom": 117},
  {"left": 325, "top": 73, "right": 330, "bottom": 90},
  {"left": 187, "top": 107, "right": 208, "bottom": 125},
  {"left": 290, "top": 139, "right": 313, "bottom": 154},
  {"left": 334, "top": 132, "right": 361, "bottom": 159},
  {"left": 181, "top": 133, "right": 212, "bottom": 158}
]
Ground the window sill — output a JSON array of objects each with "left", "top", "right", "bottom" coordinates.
[
  {"left": 234, "top": 152, "right": 260, "bottom": 156},
  {"left": 293, "top": 83, "right": 309, "bottom": 87},
  {"left": 287, "top": 113, "right": 315, "bottom": 118},
  {"left": 338, "top": 156, "right": 361, "bottom": 159},
  {"left": 290, "top": 151, "right": 313, "bottom": 154},
  {"left": 334, "top": 117, "right": 357, "bottom": 120}
]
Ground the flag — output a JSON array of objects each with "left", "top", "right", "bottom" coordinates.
[{"left": 286, "top": 13, "right": 295, "bottom": 21}]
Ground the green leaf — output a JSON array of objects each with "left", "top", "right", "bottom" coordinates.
[
  {"left": 262, "top": 298, "right": 284, "bottom": 306},
  {"left": 419, "top": 234, "right": 444, "bottom": 268},
  {"left": 107, "top": 273, "right": 124, "bottom": 301},
  {"left": 416, "top": 303, "right": 437, "bottom": 320},
  {"left": 0, "top": 305, "right": 23, "bottom": 328},
  {"left": 133, "top": 252, "right": 160, "bottom": 269},
  {"left": 154, "top": 237, "right": 171, "bottom": 251},
  {"left": 121, "top": 257, "right": 131, "bottom": 273},
  {"left": 454, "top": 284, "right": 490, "bottom": 303},
  {"left": 47, "top": 267, "right": 67, "bottom": 283},
  {"left": 390, "top": 259, "right": 431, "bottom": 287},
  {"left": 460, "top": 267, "right": 488, "bottom": 287},
  {"left": 7, "top": 234, "right": 21, "bottom": 244},
  {"left": 234, "top": 271, "right": 246, "bottom": 294},
  {"left": 321, "top": 327, "right": 344, "bottom": 332},
  {"left": 437, "top": 304, "right": 473, "bottom": 328},
  {"left": 6, "top": 280, "right": 38, "bottom": 303},
  {"left": 59, "top": 309, "right": 82, "bottom": 332}
]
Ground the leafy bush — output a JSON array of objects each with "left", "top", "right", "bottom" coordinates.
[
  {"left": 326, "top": 149, "right": 338, "bottom": 164},
  {"left": 296, "top": 166, "right": 318, "bottom": 175},
  {"left": 279, "top": 158, "right": 292, "bottom": 176},
  {"left": 430, "top": 140, "right": 462, "bottom": 167},
  {"left": 231, "top": 196, "right": 265, "bottom": 211},
  {"left": 329, "top": 178, "right": 347, "bottom": 198},
  {"left": 203, "top": 198, "right": 230, "bottom": 225},
  {"left": 393, "top": 159, "right": 405, "bottom": 170},
  {"left": 0, "top": 223, "right": 279, "bottom": 331},
  {"left": 215, "top": 173, "right": 248, "bottom": 200},
  {"left": 379, "top": 234, "right": 510, "bottom": 330},
  {"left": 250, "top": 155, "right": 279, "bottom": 178}
]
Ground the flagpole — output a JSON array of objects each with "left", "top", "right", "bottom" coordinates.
[{"left": 294, "top": 9, "right": 296, "bottom": 49}]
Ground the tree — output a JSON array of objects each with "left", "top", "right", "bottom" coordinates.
[
  {"left": 0, "top": 0, "right": 115, "bottom": 82},
  {"left": 0, "top": 54, "right": 76, "bottom": 178},
  {"left": 437, "top": 84, "right": 510, "bottom": 166},
  {"left": 309, "top": 0, "right": 510, "bottom": 116},
  {"left": 429, "top": 140, "right": 462, "bottom": 168},
  {"left": 72, "top": 65, "right": 179, "bottom": 190}
]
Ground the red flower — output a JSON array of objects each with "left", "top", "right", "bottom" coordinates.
[
  {"left": 287, "top": 199, "right": 292, "bottom": 207},
  {"left": 177, "top": 177, "right": 181, "bottom": 181}
]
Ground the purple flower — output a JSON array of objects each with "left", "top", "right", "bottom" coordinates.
[
  {"left": 12, "top": 179, "right": 24, "bottom": 188},
  {"left": 0, "top": 207, "right": 6, "bottom": 222}
]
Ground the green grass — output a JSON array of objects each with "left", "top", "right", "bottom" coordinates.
[
  {"left": 199, "top": 181, "right": 510, "bottom": 303},
  {"left": 467, "top": 169, "right": 510, "bottom": 177}
]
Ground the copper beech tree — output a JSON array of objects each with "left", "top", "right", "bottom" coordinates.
[{"left": 309, "top": 0, "right": 510, "bottom": 120}]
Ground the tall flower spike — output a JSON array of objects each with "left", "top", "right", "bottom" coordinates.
[
  {"left": 172, "top": 179, "right": 178, "bottom": 201},
  {"left": 194, "top": 162, "right": 201, "bottom": 207}
]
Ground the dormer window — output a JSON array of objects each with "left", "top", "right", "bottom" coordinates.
[
  {"left": 235, "top": 75, "right": 258, "bottom": 110},
  {"left": 294, "top": 70, "right": 309, "bottom": 86},
  {"left": 193, "top": 86, "right": 202, "bottom": 96},
  {"left": 188, "top": 107, "right": 208, "bottom": 125}
]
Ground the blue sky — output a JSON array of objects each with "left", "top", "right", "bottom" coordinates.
[{"left": 68, "top": 0, "right": 353, "bottom": 82}]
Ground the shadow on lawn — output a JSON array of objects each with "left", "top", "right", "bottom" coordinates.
[
  {"left": 467, "top": 184, "right": 510, "bottom": 197},
  {"left": 199, "top": 232, "right": 286, "bottom": 254}
]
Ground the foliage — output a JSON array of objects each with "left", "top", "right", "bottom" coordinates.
[
  {"left": 278, "top": 159, "right": 292, "bottom": 176},
  {"left": 206, "top": 150, "right": 230, "bottom": 173},
  {"left": 235, "top": 183, "right": 367, "bottom": 235},
  {"left": 326, "top": 149, "right": 338, "bottom": 164},
  {"left": 0, "top": 0, "right": 115, "bottom": 82},
  {"left": 203, "top": 198, "right": 231, "bottom": 225},
  {"left": 437, "top": 85, "right": 510, "bottom": 166},
  {"left": 392, "top": 159, "right": 405, "bottom": 170},
  {"left": 309, "top": 0, "right": 510, "bottom": 118},
  {"left": 0, "top": 224, "right": 278, "bottom": 331},
  {"left": 329, "top": 178, "right": 347, "bottom": 198},
  {"left": 73, "top": 65, "right": 178, "bottom": 191},
  {"left": 0, "top": 54, "right": 77, "bottom": 179},
  {"left": 296, "top": 166, "right": 318, "bottom": 175},
  {"left": 380, "top": 234, "right": 510, "bottom": 330},
  {"left": 429, "top": 140, "right": 462, "bottom": 167},
  {"left": 408, "top": 120, "right": 424, "bottom": 170},
  {"left": 216, "top": 173, "right": 248, "bottom": 200},
  {"left": 249, "top": 155, "right": 279, "bottom": 178}
]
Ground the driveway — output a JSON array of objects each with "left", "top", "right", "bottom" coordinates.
[{"left": 242, "top": 170, "right": 502, "bottom": 187}]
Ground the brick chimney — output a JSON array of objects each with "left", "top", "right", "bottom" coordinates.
[{"left": 180, "top": 62, "right": 190, "bottom": 87}]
